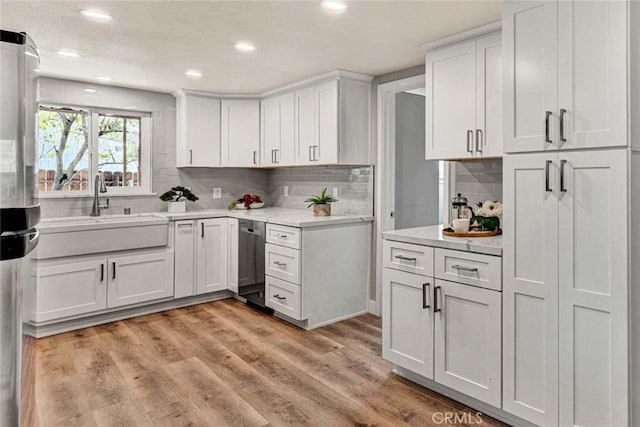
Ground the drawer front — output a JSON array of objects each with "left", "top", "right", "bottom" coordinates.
[
  {"left": 266, "top": 275, "right": 303, "bottom": 320},
  {"left": 434, "top": 248, "right": 501, "bottom": 291},
  {"left": 266, "top": 224, "right": 301, "bottom": 249},
  {"left": 265, "top": 243, "right": 301, "bottom": 284},
  {"left": 383, "top": 240, "right": 434, "bottom": 277}
]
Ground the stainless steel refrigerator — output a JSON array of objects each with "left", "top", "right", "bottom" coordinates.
[{"left": 0, "top": 30, "right": 40, "bottom": 426}]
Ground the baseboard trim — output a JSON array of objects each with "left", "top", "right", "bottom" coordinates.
[
  {"left": 29, "top": 291, "right": 233, "bottom": 338},
  {"left": 393, "top": 366, "right": 536, "bottom": 427}
]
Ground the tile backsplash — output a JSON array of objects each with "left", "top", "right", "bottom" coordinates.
[{"left": 453, "top": 159, "right": 503, "bottom": 209}]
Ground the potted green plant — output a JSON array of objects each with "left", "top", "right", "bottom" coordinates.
[
  {"left": 305, "top": 187, "right": 338, "bottom": 216},
  {"left": 159, "top": 186, "right": 199, "bottom": 213}
]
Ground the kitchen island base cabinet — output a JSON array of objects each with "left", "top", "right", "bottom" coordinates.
[{"left": 266, "top": 222, "right": 372, "bottom": 329}]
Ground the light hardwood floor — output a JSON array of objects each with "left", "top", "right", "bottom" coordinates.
[{"left": 34, "top": 299, "right": 506, "bottom": 426}]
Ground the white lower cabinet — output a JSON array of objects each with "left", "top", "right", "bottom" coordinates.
[
  {"left": 265, "top": 275, "right": 302, "bottom": 320},
  {"left": 382, "top": 240, "right": 502, "bottom": 411},
  {"left": 433, "top": 279, "right": 501, "bottom": 407},
  {"left": 35, "top": 248, "right": 174, "bottom": 322},
  {"left": 107, "top": 250, "right": 174, "bottom": 308},
  {"left": 196, "top": 218, "right": 228, "bottom": 294},
  {"left": 382, "top": 269, "right": 434, "bottom": 379},
  {"left": 35, "top": 259, "right": 107, "bottom": 322}
]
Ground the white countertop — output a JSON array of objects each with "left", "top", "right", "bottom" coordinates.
[
  {"left": 157, "top": 207, "right": 374, "bottom": 228},
  {"left": 382, "top": 224, "right": 502, "bottom": 256}
]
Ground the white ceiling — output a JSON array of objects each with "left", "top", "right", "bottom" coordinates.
[{"left": 1, "top": 1, "right": 501, "bottom": 94}]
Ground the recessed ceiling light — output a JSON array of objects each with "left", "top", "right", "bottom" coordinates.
[
  {"left": 80, "top": 9, "right": 112, "bottom": 22},
  {"left": 234, "top": 42, "right": 256, "bottom": 53},
  {"left": 56, "top": 49, "right": 79, "bottom": 58},
  {"left": 185, "top": 70, "right": 203, "bottom": 78},
  {"left": 321, "top": 0, "right": 348, "bottom": 11},
  {"left": 95, "top": 75, "right": 112, "bottom": 82},
  {"left": 84, "top": 88, "right": 98, "bottom": 93}
]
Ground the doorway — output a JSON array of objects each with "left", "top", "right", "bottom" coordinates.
[{"left": 373, "top": 75, "right": 449, "bottom": 314}]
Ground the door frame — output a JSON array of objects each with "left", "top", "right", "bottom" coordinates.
[{"left": 373, "top": 74, "right": 450, "bottom": 315}]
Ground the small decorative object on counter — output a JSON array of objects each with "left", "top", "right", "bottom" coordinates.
[
  {"left": 305, "top": 187, "right": 338, "bottom": 216},
  {"left": 471, "top": 201, "right": 503, "bottom": 231},
  {"left": 450, "top": 193, "right": 473, "bottom": 221},
  {"left": 228, "top": 194, "right": 264, "bottom": 210},
  {"left": 159, "top": 186, "right": 199, "bottom": 213}
]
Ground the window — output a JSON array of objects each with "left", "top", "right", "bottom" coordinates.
[{"left": 38, "top": 106, "right": 151, "bottom": 195}]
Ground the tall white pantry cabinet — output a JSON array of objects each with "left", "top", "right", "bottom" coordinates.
[{"left": 502, "top": 1, "right": 640, "bottom": 426}]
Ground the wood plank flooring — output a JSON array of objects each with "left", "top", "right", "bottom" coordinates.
[{"left": 34, "top": 299, "right": 506, "bottom": 427}]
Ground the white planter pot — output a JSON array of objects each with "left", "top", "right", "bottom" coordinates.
[{"left": 168, "top": 201, "right": 186, "bottom": 213}]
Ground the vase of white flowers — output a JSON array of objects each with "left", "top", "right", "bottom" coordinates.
[{"left": 471, "top": 201, "right": 503, "bottom": 231}]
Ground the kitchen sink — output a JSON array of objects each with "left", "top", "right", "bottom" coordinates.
[{"left": 36, "top": 214, "right": 169, "bottom": 259}]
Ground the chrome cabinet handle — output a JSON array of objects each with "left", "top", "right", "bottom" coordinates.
[
  {"left": 273, "top": 261, "right": 287, "bottom": 267},
  {"left": 545, "top": 160, "right": 552, "bottom": 192},
  {"left": 422, "top": 283, "right": 430, "bottom": 309},
  {"left": 100, "top": 264, "right": 104, "bottom": 282},
  {"left": 545, "top": 111, "right": 552, "bottom": 144},
  {"left": 466, "top": 130, "right": 473, "bottom": 153},
  {"left": 394, "top": 254, "right": 417, "bottom": 262},
  {"left": 253, "top": 151, "right": 257, "bottom": 165},
  {"left": 560, "top": 159, "right": 567, "bottom": 193},
  {"left": 559, "top": 109, "right": 567, "bottom": 142},
  {"left": 434, "top": 285, "right": 442, "bottom": 313},
  {"left": 112, "top": 262, "right": 116, "bottom": 280},
  {"left": 273, "top": 294, "right": 286, "bottom": 300},
  {"left": 451, "top": 264, "right": 478, "bottom": 273},
  {"left": 475, "top": 129, "right": 483, "bottom": 153}
]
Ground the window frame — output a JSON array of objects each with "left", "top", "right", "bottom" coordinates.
[{"left": 38, "top": 104, "right": 153, "bottom": 198}]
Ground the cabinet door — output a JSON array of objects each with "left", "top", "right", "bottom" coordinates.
[
  {"left": 178, "top": 95, "right": 221, "bottom": 167},
  {"left": 35, "top": 259, "right": 107, "bottom": 321},
  {"left": 502, "top": 153, "right": 559, "bottom": 426},
  {"left": 433, "top": 279, "right": 501, "bottom": 407},
  {"left": 313, "top": 80, "right": 339, "bottom": 165},
  {"left": 174, "top": 220, "right": 196, "bottom": 298},
  {"left": 503, "top": 0, "right": 558, "bottom": 153},
  {"left": 475, "top": 32, "right": 503, "bottom": 157},
  {"left": 221, "top": 99, "right": 260, "bottom": 167},
  {"left": 295, "top": 86, "right": 316, "bottom": 166},
  {"left": 196, "top": 218, "right": 228, "bottom": 294},
  {"left": 261, "top": 93, "right": 295, "bottom": 166},
  {"left": 227, "top": 218, "right": 239, "bottom": 293},
  {"left": 558, "top": 150, "right": 628, "bottom": 427},
  {"left": 557, "top": 0, "right": 627, "bottom": 150},
  {"left": 426, "top": 40, "right": 476, "bottom": 160},
  {"left": 382, "top": 269, "right": 434, "bottom": 379},
  {"left": 108, "top": 250, "right": 174, "bottom": 308}
]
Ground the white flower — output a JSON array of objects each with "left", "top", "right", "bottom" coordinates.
[{"left": 475, "top": 201, "right": 503, "bottom": 219}]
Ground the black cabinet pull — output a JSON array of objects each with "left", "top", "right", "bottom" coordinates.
[
  {"left": 422, "top": 283, "right": 430, "bottom": 309},
  {"left": 433, "top": 285, "right": 442, "bottom": 313},
  {"left": 545, "top": 160, "right": 552, "bottom": 192},
  {"left": 201, "top": 222, "right": 205, "bottom": 238},
  {"left": 100, "top": 264, "right": 104, "bottom": 282},
  {"left": 559, "top": 109, "right": 567, "bottom": 142},
  {"left": 273, "top": 294, "right": 286, "bottom": 300},
  {"left": 112, "top": 262, "right": 116, "bottom": 280},
  {"left": 560, "top": 159, "right": 567, "bottom": 193},
  {"left": 545, "top": 111, "right": 552, "bottom": 143}
]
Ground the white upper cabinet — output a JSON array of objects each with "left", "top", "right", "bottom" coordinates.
[
  {"left": 175, "top": 92, "right": 221, "bottom": 167},
  {"left": 425, "top": 32, "right": 502, "bottom": 160},
  {"left": 261, "top": 93, "right": 295, "bottom": 166},
  {"left": 221, "top": 99, "right": 261, "bottom": 167},
  {"left": 504, "top": 0, "right": 627, "bottom": 153},
  {"left": 294, "top": 75, "right": 371, "bottom": 166}
]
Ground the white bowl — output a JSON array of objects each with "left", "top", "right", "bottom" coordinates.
[{"left": 234, "top": 202, "right": 265, "bottom": 210}]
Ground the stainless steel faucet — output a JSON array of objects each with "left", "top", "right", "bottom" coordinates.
[{"left": 90, "top": 172, "right": 109, "bottom": 216}]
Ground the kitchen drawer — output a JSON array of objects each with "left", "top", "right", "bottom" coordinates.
[
  {"left": 383, "top": 240, "right": 434, "bottom": 277},
  {"left": 265, "top": 243, "right": 301, "bottom": 284},
  {"left": 266, "top": 223, "right": 301, "bottom": 249},
  {"left": 266, "top": 275, "right": 303, "bottom": 320},
  {"left": 434, "top": 248, "right": 501, "bottom": 291}
]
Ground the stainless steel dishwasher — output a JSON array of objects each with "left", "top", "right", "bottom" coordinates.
[{"left": 238, "top": 219, "right": 272, "bottom": 313}]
